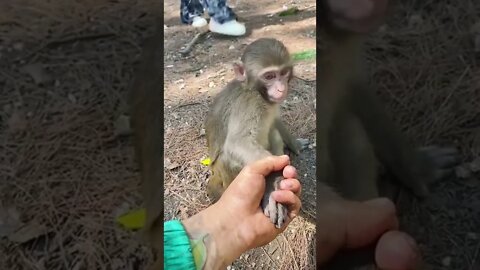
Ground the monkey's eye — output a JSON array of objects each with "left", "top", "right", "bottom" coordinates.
[
  {"left": 263, "top": 72, "right": 276, "bottom": 81},
  {"left": 280, "top": 69, "right": 289, "bottom": 76}
]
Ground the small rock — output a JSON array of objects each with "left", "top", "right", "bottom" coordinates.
[
  {"left": 179, "top": 83, "right": 186, "bottom": 90},
  {"left": 164, "top": 24, "right": 168, "bottom": 29},
  {"left": 3, "top": 104, "right": 12, "bottom": 113},
  {"left": 470, "top": 21, "right": 480, "bottom": 35},
  {"left": 228, "top": 45, "right": 235, "bottom": 50},
  {"left": 174, "top": 79, "right": 184, "bottom": 84},
  {"left": 68, "top": 93, "right": 77, "bottom": 104},
  {"left": 209, "top": 81, "right": 215, "bottom": 88},
  {"left": 467, "top": 232, "right": 478, "bottom": 240},
  {"left": 469, "top": 157, "right": 480, "bottom": 172},
  {"left": 12, "top": 42, "right": 24, "bottom": 51},
  {"left": 475, "top": 35, "right": 480, "bottom": 52},
  {"left": 199, "top": 128, "right": 206, "bottom": 136},
  {"left": 455, "top": 165, "right": 471, "bottom": 178},
  {"left": 441, "top": 256, "right": 451, "bottom": 267},
  {"left": 114, "top": 115, "right": 132, "bottom": 136},
  {"left": 408, "top": 14, "right": 423, "bottom": 27}
]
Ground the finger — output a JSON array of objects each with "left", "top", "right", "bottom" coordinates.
[
  {"left": 316, "top": 198, "right": 399, "bottom": 265},
  {"left": 282, "top": 165, "right": 297, "bottom": 179},
  {"left": 272, "top": 190, "right": 301, "bottom": 219},
  {"left": 245, "top": 155, "right": 290, "bottom": 177},
  {"left": 375, "top": 231, "right": 423, "bottom": 270},
  {"left": 344, "top": 198, "right": 399, "bottom": 249},
  {"left": 279, "top": 178, "right": 301, "bottom": 196}
]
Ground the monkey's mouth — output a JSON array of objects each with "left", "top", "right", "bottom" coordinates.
[{"left": 269, "top": 90, "right": 287, "bottom": 103}]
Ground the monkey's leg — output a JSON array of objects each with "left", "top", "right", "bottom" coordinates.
[
  {"left": 206, "top": 162, "right": 231, "bottom": 202},
  {"left": 329, "top": 110, "right": 379, "bottom": 200},
  {"left": 351, "top": 85, "right": 459, "bottom": 198},
  {"left": 269, "top": 128, "right": 285, "bottom": 156},
  {"left": 274, "top": 119, "right": 301, "bottom": 155}
]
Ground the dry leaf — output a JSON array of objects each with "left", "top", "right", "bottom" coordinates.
[
  {"left": 178, "top": 205, "right": 188, "bottom": 219},
  {"left": 0, "top": 206, "right": 23, "bottom": 237},
  {"left": 68, "top": 93, "right": 77, "bottom": 104},
  {"left": 164, "top": 158, "right": 180, "bottom": 170},
  {"left": 455, "top": 165, "right": 471, "bottom": 179},
  {"left": 8, "top": 221, "right": 46, "bottom": 243},
  {"left": 475, "top": 35, "right": 480, "bottom": 52},
  {"left": 22, "top": 63, "right": 52, "bottom": 85},
  {"left": 8, "top": 110, "right": 27, "bottom": 132},
  {"left": 469, "top": 157, "right": 480, "bottom": 172},
  {"left": 441, "top": 256, "right": 451, "bottom": 267}
]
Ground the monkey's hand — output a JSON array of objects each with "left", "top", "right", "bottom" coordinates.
[
  {"left": 410, "top": 146, "right": 460, "bottom": 197},
  {"left": 261, "top": 171, "right": 288, "bottom": 228}
]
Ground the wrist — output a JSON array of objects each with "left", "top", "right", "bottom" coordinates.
[{"left": 182, "top": 203, "right": 246, "bottom": 269}]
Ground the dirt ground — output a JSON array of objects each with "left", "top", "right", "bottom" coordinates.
[
  {"left": 163, "top": 0, "right": 317, "bottom": 269},
  {"left": 0, "top": 1, "right": 158, "bottom": 269},
  {"left": 1, "top": 0, "right": 479, "bottom": 270}
]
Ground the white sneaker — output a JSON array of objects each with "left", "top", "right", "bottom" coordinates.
[
  {"left": 192, "top": 16, "right": 208, "bottom": 27},
  {"left": 209, "top": 18, "right": 246, "bottom": 36}
]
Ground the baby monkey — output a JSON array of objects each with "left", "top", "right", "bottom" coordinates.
[{"left": 205, "top": 38, "right": 301, "bottom": 228}]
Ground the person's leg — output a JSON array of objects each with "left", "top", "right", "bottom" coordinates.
[
  {"left": 180, "top": 0, "right": 208, "bottom": 27},
  {"left": 204, "top": 0, "right": 246, "bottom": 36}
]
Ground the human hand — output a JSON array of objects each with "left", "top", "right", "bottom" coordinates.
[
  {"left": 217, "top": 155, "right": 301, "bottom": 250},
  {"left": 318, "top": 198, "right": 423, "bottom": 270},
  {"left": 182, "top": 155, "right": 301, "bottom": 269}
]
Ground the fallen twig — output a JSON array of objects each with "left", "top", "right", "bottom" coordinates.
[
  {"left": 294, "top": 75, "right": 316, "bottom": 82},
  {"left": 179, "top": 30, "right": 210, "bottom": 56}
]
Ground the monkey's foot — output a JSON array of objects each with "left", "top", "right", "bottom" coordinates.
[
  {"left": 261, "top": 195, "right": 288, "bottom": 229},
  {"left": 297, "top": 138, "right": 310, "bottom": 151},
  {"left": 192, "top": 16, "right": 208, "bottom": 27},
  {"left": 209, "top": 18, "right": 246, "bottom": 36}
]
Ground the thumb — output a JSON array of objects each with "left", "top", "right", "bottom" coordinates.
[
  {"left": 246, "top": 155, "right": 290, "bottom": 177},
  {"left": 228, "top": 155, "right": 290, "bottom": 198}
]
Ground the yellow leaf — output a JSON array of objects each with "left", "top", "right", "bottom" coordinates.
[
  {"left": 200, "top": 158, "right": 211, "bottom": 166},
  {"left": 116, "top": 208, "right": 146, "bottom": 230}
]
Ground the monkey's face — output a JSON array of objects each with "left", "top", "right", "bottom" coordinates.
[
  {"left": 258, "top": 67, "right": 291, "bottom": 103},
  {"left": 321, "top": 0, "right": 388, "bottom": 33}
]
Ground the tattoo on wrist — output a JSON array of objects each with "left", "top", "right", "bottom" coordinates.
[{"left": 189, "top": 233, "right": 210, "bottom": 270}]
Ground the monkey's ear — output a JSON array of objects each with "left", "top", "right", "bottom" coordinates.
[{"left": 233, "top": 62, "right": 246, "bottom": 81}]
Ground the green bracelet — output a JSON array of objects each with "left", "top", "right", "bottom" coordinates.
[{"left": 164, "top": 220, "right": 196, "bottom": 270}]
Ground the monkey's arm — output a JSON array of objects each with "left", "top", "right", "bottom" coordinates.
[
  {"left": 224, "top": 114, "right": 272, "bottom": 165},
  {"left": 224, "top": 134, "right": 272, "bottom": 166},
  {"left": 275, "top": 119, "right": 301, "bottom": 155}
]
